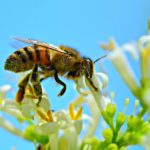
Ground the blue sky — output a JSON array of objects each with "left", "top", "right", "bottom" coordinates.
[{"left": 0, "top": 0, "right": 150, "bottom": 149}]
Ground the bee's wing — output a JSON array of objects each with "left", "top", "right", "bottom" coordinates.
[{"left": 13, "top": 37, "right": 70, "bottom": 55}]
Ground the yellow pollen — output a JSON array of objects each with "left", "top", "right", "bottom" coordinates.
[
  {"left": 69, "top": 103, "right": 83, "bottom": 120},
  {"left": 69, "top": 103, "right": 75, "bottom": 120},
  {"left": 74, "top": 107, "right": 83, "bottom": 120},
  {"left": 47, "top": 110, "right": 54, "bottom": 122},
  {"left": 36, "top": 108, "right": 53, "bottom": 122},
  {"left": 100, "top": 39, "right": 116, "bottom": 51},
  {"left": 142, "top": 47, "right": 150, "bottom": 58},
  {"left": 141, "top": 47, "right": 150, "bottom": 79},
  {"left": 0, "top": 99, "right": 2, "bottom": 105}
]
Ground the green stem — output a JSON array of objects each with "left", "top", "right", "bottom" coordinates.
[{"left": 112, "top": 130, "right": 117, "bottom": 142}]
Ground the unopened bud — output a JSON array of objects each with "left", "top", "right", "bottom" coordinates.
[
  {"left": 116, "top": 112, "right": 126, "bottom": 131},
  {"left": 127, "top": 115, "right": 144, "bottom": 131},
  {"left": 125, "top": 98, "right": 130, "bottom": 106},
  {"left": 110, "top": 92, "right": 115, "bottom": 101},
  {"left": 102, "top": 128, "right": 113, "bottom": 143},
  {"left": 106, "top": 103, "right": 116, "bottom": 118},
  {"left": 106, "top": 143, "right": 118, "bottom": 150}
]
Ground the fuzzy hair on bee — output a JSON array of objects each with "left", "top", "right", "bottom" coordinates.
[{"left": 4, "top": 37, "right": 99, "bottom": 105}]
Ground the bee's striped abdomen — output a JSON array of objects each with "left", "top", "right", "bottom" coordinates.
[
  {"left": 14, "top": 50, "right": 27, "bottom": 63},
  {"left": 24, "top": 47, "right": 34, "bottom": 61},
  {"left": 4, "top": 47, "right": 35, "bottom": 72},
  {"left": 4, "top": 45, "right": 51, "bottom": 73},
  {"left": 34, "top": 45, "right": 51, "bottom": 65}
]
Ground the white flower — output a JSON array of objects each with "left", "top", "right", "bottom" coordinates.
[
  {"left": 0, "top": 84, "right": 12, "bottom": 99},
  {"left": 0, "top": 116, "right": 23, "bottom": 137},
  {"left": 85, "top": 70, "right": 109, "bottom": 111},
  {"left": 101, "top": 39, "right": 141, "bottom": 99}
]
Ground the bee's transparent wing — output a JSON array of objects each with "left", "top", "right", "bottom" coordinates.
[
  {"left": 13, "top": 37, "right": 70, "bottom": 55},
  {"left": 10, "top": 38, "right": 27, "bottom": 49}
]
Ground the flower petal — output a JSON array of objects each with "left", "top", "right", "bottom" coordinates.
[{"left": 35, "top": 122, "right": 59, "bottom": 135}]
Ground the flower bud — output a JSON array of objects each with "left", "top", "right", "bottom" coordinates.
[
  {"left": 124, "top": 132, "right": 140, "bottom": 144},
  {"left": 106, "top": 103, "right": 116, "bottom": 118},
  {"left": 106, "top": 143, "right": 118, "bottom": 150},
  {"left": 116, "top": 112, "right": 126, "bottom": 131},
  {"left": 125, "top": 98, "right": 130, "bottom": 106},
  {"left": 127, "top": 116, "right": 137, "bottom": 130},
  {"left": 102, "top": 128, "right": 113, "bottom": 143},
  {"left": 101, "top": 111, "right": 114, "bottom": 129},
  {"left": 127, "top": 115, "right": 144, "bottom": 131}
]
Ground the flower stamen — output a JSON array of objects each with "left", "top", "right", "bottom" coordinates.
[
  {"left": 69, "top": 103, "right": 82, "bottom": 120},
  {"left": 100, "top": 39, "right": 116, "bottom": 51},
  {"left": 36, "top": 108, "right": 53, "bottom": 122},
  {"left": 74, "top": 107, "right": 83, "bottom": 120}
]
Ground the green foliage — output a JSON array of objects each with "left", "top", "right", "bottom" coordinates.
[{"left": 23, "top": 125, "right": 49, "bottom": 144}]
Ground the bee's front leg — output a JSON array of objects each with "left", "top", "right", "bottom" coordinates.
[
  {"left": 54, "top": 70, "right": 66, "bottom": 96},
  {"left": 87, "top": 77, "right": 98, "bottom": 91},
  {"left": 30, "top": 65, "right": 42, "bottom": 106},
  {"left": 16, "top": 73, "right": 31, "bottom": 103}
]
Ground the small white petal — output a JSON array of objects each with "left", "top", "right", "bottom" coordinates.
[
  {"left": 75, "top": 76, "right": 88, "bottom": 96},
  {"left": 0, "top": 116, "right": 23, "bottom": 137},
  {"left": 38, "top": 94, "right": 50, "bottom": 112},
  {"left": 54, "top": 110, "right": 70, "bottom": 129},
  {"left": 35, "top": 122, "right": 59, "bottom": 135},
  {"left": 85, "top": 72, "right": 105, "bottom": 111},
  {"left": 107, "top": 48, "right": 122, "bottom": 60},
  {"left": 101, "top": 96, "right": 111, "bottom": 109},
  {"left": 141, "top": 134, "right": 150, "bottom": 150},
  {"left": 21, "top": 104, "right": 34, "bottom": 118},
  {"left": 0, "top": 85, "right": 12, "bottom": 93},
  {"left": 73, "top": 120, "right": 82, "bottom": 134},
  {"left": 2, "top": 100, "right": 18, "bottom": 108},
  {"left": 0, "top": 100, "right": 25, "bottom": 120},
  {"left": 59, "top": 126, "right": 78, "bottom": 150},
  {"left": 139, "top": 35, "right": 150, "bottom": 46},
  {"left": 122, "top": 43, "right": 139, "bottom": 59},
  {"left": 0, "top": 85, "right": 12, "bottom": 99},
  {"left": 81, "top": 114, "right": 93, "bottom": 122},
  {"left": 96, "top": 72, "right": 109, "bottom": 89},
  {"left": 19, "top": 98, "right": 36, "bottom": 118}
]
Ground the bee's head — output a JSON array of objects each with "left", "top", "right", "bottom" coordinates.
[{"left": 83, "top": 57, "right": 94, "bottom": 79}]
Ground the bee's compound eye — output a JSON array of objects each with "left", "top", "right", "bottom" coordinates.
[
  {"left": 85, "top": 58, "right": 92, "bottom": 63},
  {"left": 87, "top": 59, "right": 91, "bottom": 62}
]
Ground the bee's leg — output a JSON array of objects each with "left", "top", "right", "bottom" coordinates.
[
  {"left": 39, "top": 66, "right": 54, "bottom": 82},
  {"left": 30, "top": 65, "right": 42, "bottom": 106},
  {"left": 54, "top": 70, "right": 66, "bottom": 96},
  {"left": 40, "top": 75, "right": 50, "bottom": 82},
  {"left": 16, "top": 73, "right": 30, "bottom": 103},
  {"left": 87, "top": 78, "right": 98, "bottom": 91}
]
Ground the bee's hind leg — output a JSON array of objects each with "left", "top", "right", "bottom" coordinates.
[
  {"left": 16, "top": 73, "right": 31, "bottom": 103},
  {"left": 30, "top": 65, "right": 42, "bottom": 106},
  {"left": 54, "top": 70, "right": 66, "bottom": 96}
]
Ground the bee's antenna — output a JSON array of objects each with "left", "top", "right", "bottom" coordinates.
[{"left": 94, "top": 55, "right": 107, "bottom": 63}]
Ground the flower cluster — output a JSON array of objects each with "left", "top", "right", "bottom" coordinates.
[
  {"left": 100, "top": 32, "right": 150, "bottom": 114},
  {"left": 0, "top": 70, "right": 109, "bottom": 150},
  {"left": 80, "top": 99, "right": 150, "bottom": 150},
  {"left": 1, "top": 23, "right": 150, "bottom": 150}
]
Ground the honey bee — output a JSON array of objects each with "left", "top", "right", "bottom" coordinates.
[{"left": 4, "top": 37, "right": 104, "bottom": 105}]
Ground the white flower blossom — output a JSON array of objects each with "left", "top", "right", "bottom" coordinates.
[{"left": 101, "top": 39, "right": 141, "bottom": 99}]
